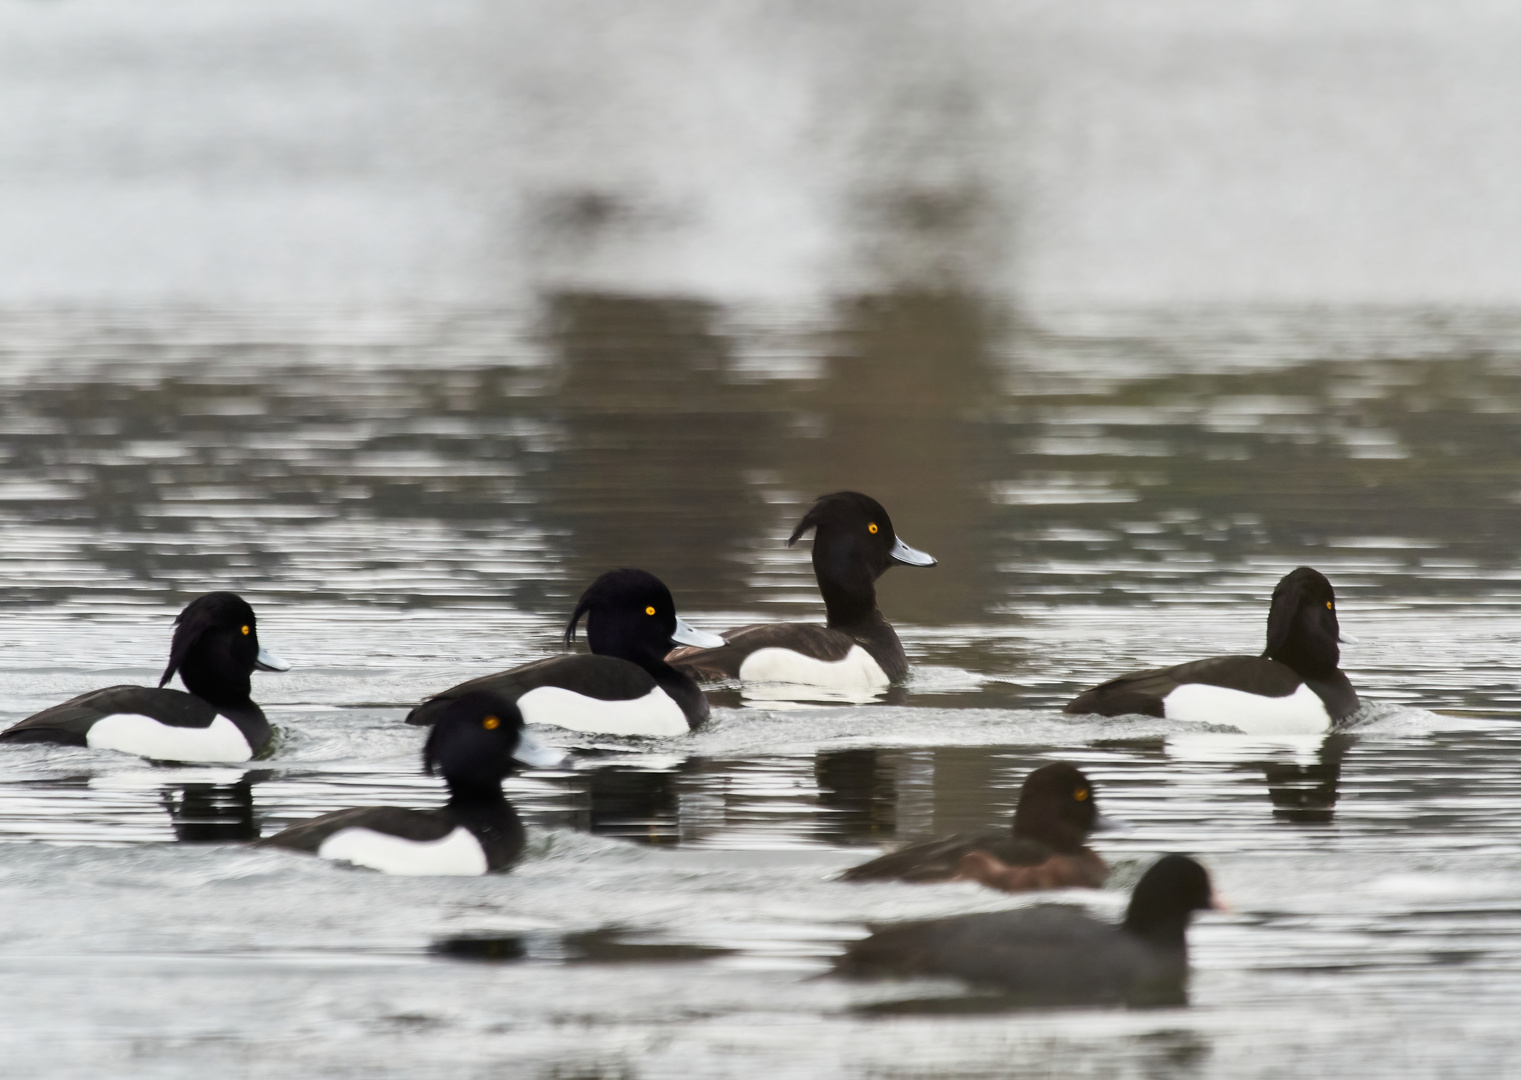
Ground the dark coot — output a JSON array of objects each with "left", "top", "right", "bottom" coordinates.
[{"left": 836, "top": 854, "right": 1220, "bottom": 1007}]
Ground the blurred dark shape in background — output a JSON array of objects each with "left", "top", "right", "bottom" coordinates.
[{"left": 2, "top": 2, "right": 1518, "bottom": 308}]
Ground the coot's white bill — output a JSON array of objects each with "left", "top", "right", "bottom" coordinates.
[
  {"left": 671, "top": 616, "right": 725, "bottom": 649},
  {"left": 889, "top": 537, "right": 937, "bottom": 567}
]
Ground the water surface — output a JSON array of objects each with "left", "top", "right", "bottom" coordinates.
[{"left": 0, "top": 305, "right": 1519, "bottom": 1077}]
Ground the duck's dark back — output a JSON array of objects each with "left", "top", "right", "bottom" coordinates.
[{"left": 840, "top": 828, "right": 1051, "bottom": 883}]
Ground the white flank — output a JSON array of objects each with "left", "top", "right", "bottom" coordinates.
[
  {"left": 516, "top": 684, "right": 689, "bottom": 737},
  {"left": 317, "top": 825, "right": 488, "bottom": 876},
  {"left": 1163, "top": 682, "right": 1330, "bottom": 735},
  {"left": 85, "top": 713, "right": 252, "bottom": 763},
  {"left": 738, "top": 644, "right": 890, "bottom": 691}
]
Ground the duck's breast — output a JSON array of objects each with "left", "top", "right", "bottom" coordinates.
[
  {"left": 85, "top": 713, "right": 253, "bottom": 763},
  {"left": 738, "top": 644, "right": 890, "bottom": 690},
  {"left": 515, "top": 684, "right": 689, "bottom": 736},
  {"left": 1162, "top": 681, "right": 1330, "bottom": 734},
  {"left": 316, "top": 825, "right": 489, "bottom": 876}
]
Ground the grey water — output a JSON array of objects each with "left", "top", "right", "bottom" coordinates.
[
  {"left": 3, "top": 2, "right": 1521, "bottom": 1078},
  {"left": 1, "top": 307, "right": 1519, "bottom": 1079}
]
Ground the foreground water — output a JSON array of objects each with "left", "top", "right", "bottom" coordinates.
[{"left": 0, "top": 305, "right": 1519, "bottom": 1077}]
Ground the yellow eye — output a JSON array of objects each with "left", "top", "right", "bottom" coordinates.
[
  {"left": 1074, "top": 788, "right": 1089, "bottom": 801},
  {"left": 645, "top": 606, "right": 656, "bottom": 616},
  {"left": 1326, "top": 601, "right": 1333, "bottom": 610},
  {"left": 868, "top": 523, "right": 878, "bottom": 534},
  {"left": 482, "top": 716, "right": 500, "bottom": 730},
  {"left": 240, "top": 625, "right": 250, "bottom": 636}
]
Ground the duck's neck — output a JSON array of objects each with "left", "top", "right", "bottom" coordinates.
[
  {"left": 623, "top": 648, "right": 681, "bottom": 684},
  {"left": 180, "top": 667, "right": 256, "bottom": 714},
  {"left": 818, "top": 576, "right": 883, "bottom": 630},
  {"left": 1122, "top": 909, "right": 1192, "bottom": 949},
  {"left": 811, "top": 537, "right": 886, "bottom": 630},
  {"left": 629, "top": 655, "right": 707, "bottom": 721},
  {"left": 445, "top": 779, "right": 512, "bottom": 817},
  {"left": 652, "top": 662, "right": 708, "bottom": 722},
  {"left": 444, "top": 784, "right": 524, "bottom": 869},
  {"left": 1266, "top": 634, "right": 1339, "bottom": 679}
]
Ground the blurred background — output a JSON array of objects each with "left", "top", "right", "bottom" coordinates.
[
  {"left": 0, "top": 0, "right": 1518, "bottom": 634},
  {"left": 7, "top": 0, "right": 1521, "bottom": 307}
]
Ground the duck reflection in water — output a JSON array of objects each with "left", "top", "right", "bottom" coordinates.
[
  {"left": 581, "top": 764, "right": 684, "bottom": 846},
  {"left": 161, "top": 771, "right": 268, "bottom": 842},
  {"left": 1260, "top": 732, "right": 1355, "bottom": 824},
  {"left": 432, "top": 928, "right": 735, "bottom": 965},
  {"left": 815, "top": 748, "right": 899, "bottom": 845}
]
